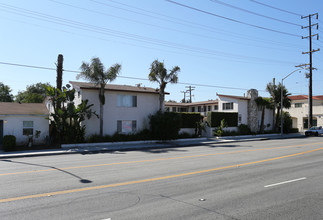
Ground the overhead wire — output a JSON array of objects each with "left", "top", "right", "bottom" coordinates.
[
  {"left": 209, "top": 0, "right": 302, "bottom": 27},
  {"left": 249, "top": 0, "right": 303, "bottom": 17},
  {"left": 0, "top": 3, "right": 300, "bottom": 65},
  {"left": 0, "top": 61, "right": 265, "bottom": 92},
  {"left": 92, "top": 0, "right": 303, "bottom": 49},
  {"left": 165, "top": 0, "right": 302, "bottom": 37}
]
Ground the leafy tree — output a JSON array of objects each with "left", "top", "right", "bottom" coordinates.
[
  {"left": 0, "top": 82, "right": 14, "bottom": 102},
  {"left": 77, "top": 57, "right": 121, "bottom": 136},
  {"left": 148, "top": 60, "right": 180, "bottom": 112},
  {"left": 16, "top": 83, "right": 51, "bottom": 103},
  {"left": 46, "top": 84, "right": 97, "bottom": 144},
  {"left": 255, "top": 97, "right": 272, "bottom": 133}
]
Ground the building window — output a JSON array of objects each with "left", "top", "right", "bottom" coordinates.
[
  {"left": 223, "top": 102, "right": 233, "bottom": 110},
  {"left": 214, "top": 105, "right": 218, "bottom": 110},
  {"left": 77, "top": 91, "right": 81, "bottom": 98},
  {"left": 208, "top": 106, "right": 211, "bottom": 111},
  {"left": 191, "top": 107, "right": 195, "bottom": 112},
  {"left": 117, "top": 95, "right": 137, "bottom": 107},
  {"left": 172, "top": 107, "right": 177, "bottom": 112},
  {"left": 198, "top": 106, "right": 201, "bottom": 112},
  {"left": 165, "top": 107, "right": 170, "bottom": 112},
  {"left": 295, "top": 103, "right": 303, "bottom": 108},
  {"left": 23, "top": 121, "right": 33, "bottom": 135},
  {"left": 238, "top": 114, "right": 242, "bottom": 124},
  {"left": 117, "top": 120, "right": 136, "bottom": 133}
]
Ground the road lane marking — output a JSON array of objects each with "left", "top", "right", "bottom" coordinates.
[
  {"left": 264, "top": 177, "right": 307, "bottom": 188},
  {"left": 1, "top": 147, "right": 322, "bottom": 203},
  {"left": 1, "top": 141, "right": 323, "bottom": 176}
]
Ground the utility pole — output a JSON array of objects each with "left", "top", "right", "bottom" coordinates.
[
  {"left": 185, "top": 86, "right": 195, "bottom": 103},
  {"left": 301, "top": 13, "right": 320, "bottom": 129},
  {"left": 180, "top": 90, "right": 187, "bottom": 103},
  {"left": 56, "top": 54, "right": 64, "bottom": 111}
]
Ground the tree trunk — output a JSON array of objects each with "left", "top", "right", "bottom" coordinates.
[
  {"left": 275, "top": 107, "right": 280, "bottom": 131},
  {"left": 260, "top": 107, "right": 265, "bottom": 133},
  {"left": 99, "top": 85, "right": 105, "bottom": 136},
  {"left": 56, "top": 54, "right": 63, "bottom": 111}
]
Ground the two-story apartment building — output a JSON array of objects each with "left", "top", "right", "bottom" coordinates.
[
  {"left": 70, "top": 81, "right": 161, "bottom": 136},
  {"left": 285, "top": 95, "right": 323, "bottom": 131},
  {"left": 166, "top": 89, "right": 273, "bottom": 132}
]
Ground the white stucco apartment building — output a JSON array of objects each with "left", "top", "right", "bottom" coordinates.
[
  {"left": 0, "top": 102, "right": 49, "bottom": 148},
  {"left": 285, "top": 95, "right": 323, "bottom": 131},
  {"left": 165, "top": 89, "right": 274, "bottom": 132},
  {"left": 70, "top": 81, "right": 161, "bottom": 136}
]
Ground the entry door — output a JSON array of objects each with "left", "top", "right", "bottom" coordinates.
[{"left": 0, "top": 120, "right": 3, "bottom": 148}]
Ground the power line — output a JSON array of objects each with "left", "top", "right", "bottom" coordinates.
[
  {"left": 249, "top": 0, "right": 303, "bottom": 17},
  {"left": 49, "top": 0, "right": 303, "bottom": 53},
  {"left": 90, "top": 0, "right": 303, "bottom": 49},
  {"left": 0, "top": 3, "right": 300, "bottom": 65},
  {"left": 209, "top": 0, "right": 301, "bottom": 27},
  {"left": 165, "top": 0, "right": 302, "bottom": 37},
  {"left": 0, "top": 61, "right": 266, "bottom": 92}
]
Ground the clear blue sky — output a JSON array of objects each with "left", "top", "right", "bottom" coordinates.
[{"left": 1, "top": 0, "right": 322, "bottom": 102}]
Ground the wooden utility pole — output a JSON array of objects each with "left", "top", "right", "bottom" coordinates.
[
  {"left": 185, "top": 85, "right": 195, "bottom": 103},
  {"left": 56, "top": 54, "right": 64, "bottom": 111},
  {"left": 301, "top": 13, "right": 320, "bottom": 129},
  {"left": 56, "top": 54, "right": 63, "bottom": 91}
]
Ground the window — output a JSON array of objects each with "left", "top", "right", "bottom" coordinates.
[
  {"left": 223, "top": 102, "right": 233, "bottom": 110},
  {"left": 165, "top": 107, "right": 170, "bottom": 112},
  {"left": 117, "top": 120, "right": 136, "bottom": 133},
  {"left": 191, "top": 107, "right": 195, "bottom": 112},
  {"left": 238, "top": 114, "right": 242, "bottom": 124},
  {"left": 214, "top": 105, "right": 218, "bottom": 110},
  {"left": 295, "top": 103, "right": 303, "bottom": 108},
  {"left": 23, "top": 121, "right": 33, "bottom": 135},
  {"left": 208, "top": 106, "right": 211, "bottom": 111},
  {"left": 172, "top": 107, "right": 177, "bottom": 112},
  {"left": 117, "top": 95, "right": 137, "bottom": 107}
]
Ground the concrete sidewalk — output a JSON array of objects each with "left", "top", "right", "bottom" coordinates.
[{"left": 0, "top": 133, "right": 305, "bottom": 159}]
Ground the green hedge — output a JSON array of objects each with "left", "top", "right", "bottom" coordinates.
[
  {"left": 3, "top": 135, "right": 16, "bottom": 152},
  {"left": 207, "top": 112, "right": 238, "bottom": 127},
  {"left": 178, "top": 112, "right": 201, "bottom": 128},
  {"left": 149, "top": 111, "right": 182, "bottom": 140}
]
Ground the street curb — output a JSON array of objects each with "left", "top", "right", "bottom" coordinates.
[{"left": 0, "top": 134, "right": 305, "bottom": 159}]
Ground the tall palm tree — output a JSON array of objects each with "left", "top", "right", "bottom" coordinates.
[
  {"left": 77, "top": 57, "right": 121, "bottom": 136},
  {"left": 255, "top": 97, "right": 272, "bottom": 133},
  {"left": 267, "top": 83, "right": 291, "bottom": 131},
  {"left": 148, "top": 60, "right": 180, "bottom": 112},
  {"left": 266, "top": 82, "right": 277, "bottom": 129}
]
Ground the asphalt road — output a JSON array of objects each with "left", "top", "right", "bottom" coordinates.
[{"left": 1, "top": 137, "right": 323, "bottom": 220}]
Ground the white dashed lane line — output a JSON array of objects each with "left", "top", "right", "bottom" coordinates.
[{"left": 264, "top": 177, "right": 307, "bottom": 188}]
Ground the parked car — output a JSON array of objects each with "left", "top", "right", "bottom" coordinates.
[{"left": 305, "top": 126, "right": 323, "bottom": 136}]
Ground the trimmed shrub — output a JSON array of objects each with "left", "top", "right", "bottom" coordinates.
[
  {"left": 238, "top": 124, "right": 252, "bottom": 135},
  {"left": 207, "top": 112, "right": 238, "bottom": 127},
  {"left": 149, "top": 111, "right": 182, "bottom": 140},
  {"left": 3, "top": 135, "right": 16, "bottom": 152},
  {"left": 179, "top": 112, "right": 201, "bottom": 128}
]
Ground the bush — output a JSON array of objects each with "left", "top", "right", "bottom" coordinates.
[
  {"left": 289, "top": 128, "right": 299, "bottom": 133},
  {"left": 238, "top": 124, "right": 252, "bottom": 135},
  {"left": 179, "top": 113, "right": 201, "bottom": 128},
  {"left": 207, "top": 112, "right": 238, "bottom": 127},
  {"left": 3, "top": 135, "right": 16, "bottom": 152},
  {"left": 149, "top": 111, "right": 182, "bottom": 140}
]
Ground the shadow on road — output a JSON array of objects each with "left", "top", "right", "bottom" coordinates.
[{"left": 1, "top": 159, "right": 92, "bottom": 184}]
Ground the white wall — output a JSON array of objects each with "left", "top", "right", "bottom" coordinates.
[
  {"left": 81, "top": 89, "right": 160, "bottom": 136},
  {"left": 0, "top": 115, "right": 49, "bottom": 145}
]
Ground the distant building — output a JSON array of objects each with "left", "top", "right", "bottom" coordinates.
[
  {"left": 165, "top": 89, "right": 273, "bottom": 132},
  {"left": 285, "top": 95, "right": 323, "bottom": 131},
  {"left": 0, "top": 102, "right": 49, "bottom": 148}
]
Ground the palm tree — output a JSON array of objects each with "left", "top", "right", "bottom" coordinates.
[
  {"left": 77, "top": 57, "right": 121, "bottom": 136},
  {"left": 148, "top": 60, "right": 180, "bottom": 112},
  {"left": 266, "top": 82, "right": 277, "bottom": 129},
  {"left": 267, "top": 83, "right": 291, "bottom": 131},
  {"left": 255, "top": 97, "right": 272, "bottom": 133}
]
